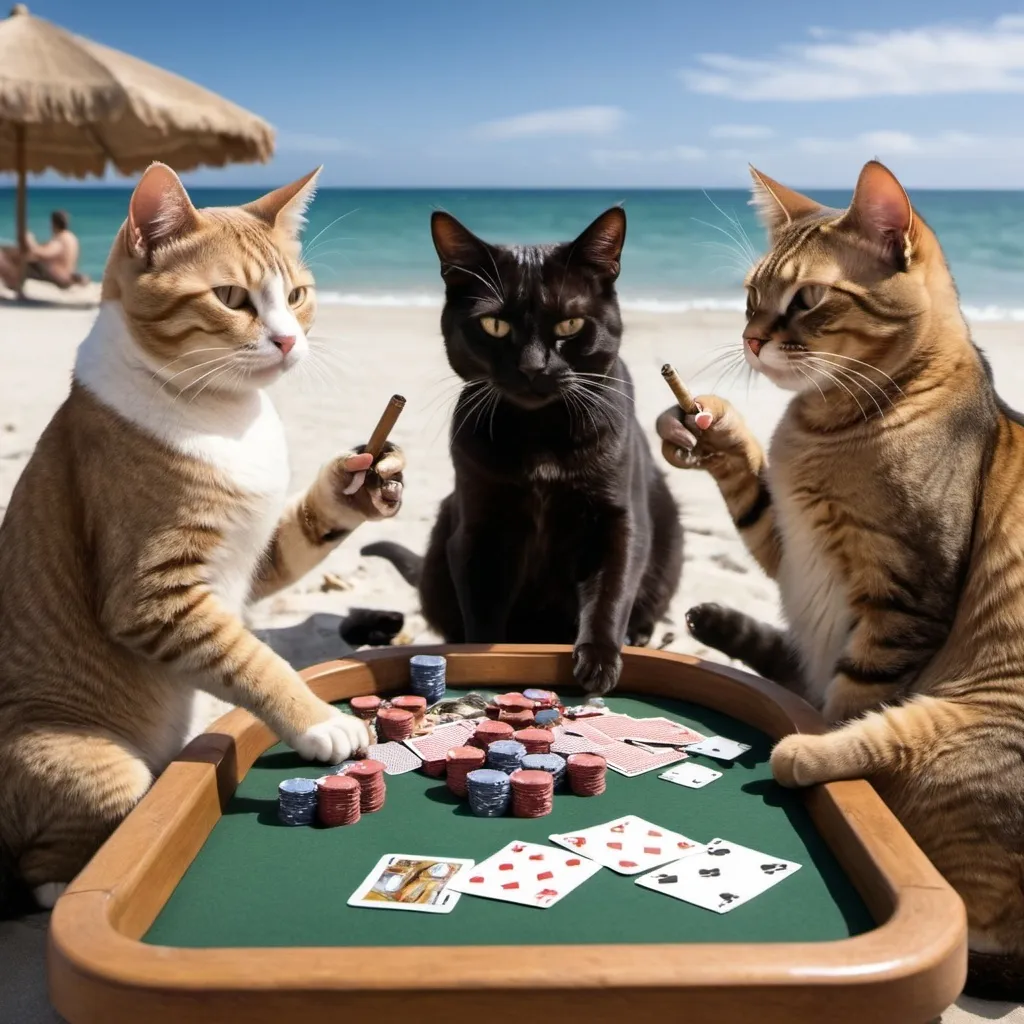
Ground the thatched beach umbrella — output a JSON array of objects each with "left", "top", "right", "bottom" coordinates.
[{"left": 0, "top": 3, "right": 274, "bottom": 292}]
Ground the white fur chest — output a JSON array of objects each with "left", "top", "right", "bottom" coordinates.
[{"left": 769, "top": 438, "right": 852, "bottom": 701}]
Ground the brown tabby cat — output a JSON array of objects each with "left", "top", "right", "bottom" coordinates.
[
  {"left": 656, "top": 161, "right": 1024, "bottom": 998},
  {"left": 0, "top": 164, "right": 404, "bottom": 911}
]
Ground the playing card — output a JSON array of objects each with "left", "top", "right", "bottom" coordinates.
[
  {"left": 348, "top": 854, "right": 474, "bottom": 913},
  {"left": 549, "top": 733, "right": 612, "bottom": 756},
  {"left": 635, "top": 838, "right": 801, "bottom": 913},
  {"left": 685, "top": 736, "right": 751, "bottom": 761},
  {"left": 589, "top": 715, "right": 705, "bottom": 746},
  {"left": 448, "top": 840, "right": 601, "bottom": 909},
  {"left": 660, "top": 763, "right": 722, "bottom": 789},
  {"left": 403, "top": 721, "right": 476, "bottom": 762},
  {"left": 366, "top": 742, "right": 422, "bottom": 775},
  {"left": 548, "top": 816, "right": 705, "bottom": 875},
  {"left": 602, "top": 740, "right": 688, "bottom": 777}
]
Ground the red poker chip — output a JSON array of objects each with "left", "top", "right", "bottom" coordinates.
[
  {"left": 391, "top": 695, "right": 427, "bottom": 720},
  {"left": 509, "top": 769, "right": 554, "bottom": 817},
  {"left": 516, "top": 727, "right": 553, "bottom": 755},
  {"left": 495, "top": 693, "right": 535, "bottom": 712},
  {"left": 566, "top": 753, "right": 607, "bottom": 796},
  {"left": 445, "top": 745, "right": 486, "bottom": 798},
  {"left": 420, "top": 758, "right": 446, "bottom": 778},
  {"left": 376, "top": 707, "right": 415, "bottom": 741},
  {"left": 345, "top": 759, "right": 387, "bottom": 812},
  {"left": 350, "top": 695, "right": 382, "bottom": 720},
  {"left": 484, "top": 704, "right": 501, "bottom": 720},
  {"left": 474, "top": 720, "right": 515, "bottom": 748},
  {"left": 316, "top": 774, "right": 361, "bottom": 826},
  {"left": 498, "top": 709, "right": 535, "bottom": 729}
]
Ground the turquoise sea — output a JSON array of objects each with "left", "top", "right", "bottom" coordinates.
[{"left": 3, "top": 187, "right": 1023, "bottom": 319}]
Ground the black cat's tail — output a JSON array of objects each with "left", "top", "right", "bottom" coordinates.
[
  {"left": 964, "top": 950, "right": 1024, "bottom": 1001},
  {"left": 361, "top": 542, "right": 424, "bottom": 587}
]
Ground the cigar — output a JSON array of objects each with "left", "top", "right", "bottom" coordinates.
[
  {"left": 365, "top": 394, "right": 406, "bottom": 459},
  {"left": 660, "top": 364, "right": 699, "bottom": 416}
]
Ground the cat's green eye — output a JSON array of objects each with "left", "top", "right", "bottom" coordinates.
[
  {"left": 214, "top": 285, "right": 249, "bottom": 310},
  {"left": 554, "top": 317, "right": 585, "bottom": 338},
  {"left": 288, "top": 287, "right": 307, "bottom": 306},
  {"left": 479, "top": 316, "right": 511, "bottom": 338}
]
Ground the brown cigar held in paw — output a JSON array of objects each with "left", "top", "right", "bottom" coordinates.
[
  {"left": 660, "top": 364, "right": 699, "bottom": 416},
  {"left": 365, "top": 394, "right": 406, "bottom": 459}
]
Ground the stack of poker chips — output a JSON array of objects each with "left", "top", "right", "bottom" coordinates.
[
  {"left": 516, "top": 727, "right": 554, "bottom": 755},
  {"left": 377, "top": 707, "right": 415, "bottom": 741},
  {"left": 446, "top": 746, "right": 486, "bottom": 797},
  {"left": 465, "top": 769, "right": 512, "bottom": 817},
  {"left": 521, "top": 752, "right": 567, "bottom": 789},
  {"left": 420, "top": 755, "right": 447, "bottom": 778},
  {"left": 391, "top": 695, "right": 427, "bottom": 723},
  {"left": 349, "top": 695, "right": 381, "bottom": 721},
  {"left": 278, "top": 778, "right": 318, "bottom": 826},
  {"left": 523, "top": 688, "right": 559, "bottom": 707},
  {"left": 486, "top": 739, "right": 527, "bottom": 774},
  {"left": 566, "top": 753, "right": 607, "bottom": 796},
  {"left": 499, "top": 709, "right": 535, "bottom": 729},
  {"left": 510, "top": 769, "right": 554, "bottom": 818},
  {"left": 345, "top": 759, "right": 386, "bottom": 812},
  {"left": 409, "top": 654, "right": 446, "bottom": 705},
  {"left": 534, "top": 708, "right": 561, "bottom": 729},
  {"left": 315, "top": 774, "right": 361, "bottom": 826},
  {"left": 474, "top": 720, "right": 515, "bottom": 749}
]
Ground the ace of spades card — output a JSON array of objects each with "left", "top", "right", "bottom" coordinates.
[
  {"left": 447, "top": 840, "right": 601, "bottom": 909},
  {"left": 548, "top": 816, "right": 705, "bottom": 875},
  {"left": 635, "top": 837, "right": 802, "bottom": 913}
]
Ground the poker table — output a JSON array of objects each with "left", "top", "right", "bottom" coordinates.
[{"left": 48, "top": 645, "right": 966, "bottom": 1024}]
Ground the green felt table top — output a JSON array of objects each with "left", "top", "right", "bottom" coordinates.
[{"left": 144, "top": 692, "right": 873, "bottom": 949}]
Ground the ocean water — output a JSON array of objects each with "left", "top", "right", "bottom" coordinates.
[{"left": 2, "top": 187, "right": 1023, "bottom": 320}]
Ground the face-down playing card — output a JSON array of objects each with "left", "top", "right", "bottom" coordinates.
[
  {"left": 635, "top": 837, "right": 802, "bottom": 912},
  {"left": 548, "top": 816, "right": 705, "bottom": 875},
  {"left": 448, "top": 841, "right": 601, "bottom": 908}
]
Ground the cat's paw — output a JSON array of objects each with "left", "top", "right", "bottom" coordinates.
[
  {"left": 289, "top": 709, "right": 370, "bottom": 764},
  {"left": 656, "top": 394, "right": 750, "bottom": 471},
  {"left": 573, "top": 642, "right": 623, "bottom": 696},
  {"left": 685, "top": 602, "right": 732, "bottom": 649},
  {"left": 770, "top": 734, "right": 827, "bottom": 788},
  {"left": 33, "top": 882, "right": 68, "bottom": 909},
  {"left": 326, "top": 442, "right": 405, "bottom": 523}
]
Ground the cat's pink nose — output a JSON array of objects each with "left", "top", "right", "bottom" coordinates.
[
  {"left": 745, "top": 336, "right": 765, "bottom": 357},
  {"left": 271, "top": 334, "right": 296, "bottom": 356}
]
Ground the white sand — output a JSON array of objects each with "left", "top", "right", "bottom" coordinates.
[{"left": 2, "top": 286, "right": 1024, "bottom": 1023}]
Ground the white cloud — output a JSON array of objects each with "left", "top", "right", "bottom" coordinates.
[
  {"left": 474, "top": 106, "right": 623, "bottom": 140},
  {"left": 710, "top": 124, "right": 774, "bottom": 139},
  {"left": 681, "top": 16, "right": 1024, "bottom": 100},
  {"left": 277, "top": 132, "right": 371, "bottom": 156},
  {"left": 591, "top": 145, "right": 706, "bottom": 165},
  {"left": 796, "top": 130, "right": 1024, "bottom": 158}
]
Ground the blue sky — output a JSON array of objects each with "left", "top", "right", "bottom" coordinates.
[{"left": 6, "top": 0, "right": 1024, "bottom": 188}]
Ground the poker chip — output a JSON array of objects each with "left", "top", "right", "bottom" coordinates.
[
  {"left": 516, "top": 728, "right": 554, "bottom": 755},
  {"left": 409, "top": 654, "right": 446, "bottom": 705},
  {"left": 315, "top": 774, "right": 361, "bottom": 826},
  {"left": 484, "top": 703, "right": 501, "bottom": 720},
  {"left": 446, "top": 745, "right": 486, "bottom": 797},
  {"left": 391, "top": 695, "right": 427, "bottom": 721},
  {"left": 420, "top": 757, "right": 447, "bottom": 778},
  {"left": 377, "top": 707, "right": 415, "bottom": 741},
  {"left": 521, "top": 752, "right": 567, "bottom": 789},
  {"left": 277, "top": 777, "right": 317, "bottom": 826},
  {"left": 498, "top": 709, "right": 535, "bottom": 729},
  {"left": 474, "top": 720, "right": 515, "bottom": 749},
  {"left": 495, "top": 693, "right": 534, "bottom": 712},
  {"left": 534, "top": 708, "right": 562, "bottom": 728},
  {"left": 523, "top": 688, "right": 558, "bottom": 707},
  {"left": 566, "top": 753, "right": 607, "bottom": 796},
  {"left": 486, "top": 739, "right": 527, "bottom": 774},
  {"left": 349, "top": 695, "right": 382, "bottom": 720},
  {"left": 465, "top": 769, "right": 512, "bottom": 817},
  {"left": 344, "top": 759, "right": 387, "bottom": 812},
  {"left": 510, "top": 769, "right": 554, "bottom": 818}
]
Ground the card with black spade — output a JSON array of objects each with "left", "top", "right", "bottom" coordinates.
[{"left": 634, "top": 837, "right": 801, "bottom": 913}]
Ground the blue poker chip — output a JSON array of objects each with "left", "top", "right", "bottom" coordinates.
[
  {"left": 409, "top": 654, "right": 447, "bottom": 703},
  {"left": 466, "top": 768, "right": 512, "bottom": 817},
  {"left": 486, "top": 739, "right": 527, "bottom": 774},
  {"left": 277, "top": 777, "right": 317, "bottom": 826},
  {"left": 534, "top": 709, "right": 560, "bottom": 727},
  {"left": 521, "top": 752, "right": 567, "bottom": 788}
]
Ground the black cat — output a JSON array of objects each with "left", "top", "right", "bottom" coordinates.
[{"left": 365, "top": 207, "right": 683, "bottom": 694}]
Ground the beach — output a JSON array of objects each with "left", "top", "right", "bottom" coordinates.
[{"left": 4, "top": 289, "right": 1024, "bottom": 1023}]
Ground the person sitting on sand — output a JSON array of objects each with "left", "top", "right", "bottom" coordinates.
[{"left": 0, "top": 210, "right": 89, "bottom": 291}]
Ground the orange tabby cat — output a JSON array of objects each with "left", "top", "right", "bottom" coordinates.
[
  {"left": 0, "top": 164, "right": 404, "bottom": 910},
  {"left": 657, "top": 161, "right": 1024, "bottom": 998}
]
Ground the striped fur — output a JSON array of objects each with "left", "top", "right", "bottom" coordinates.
[
  {"left": 0, "top": 164, "right": 404, "bottom": 909},
  {"left": 658, "top": 161, "right": 1024, "bottom": 991}
]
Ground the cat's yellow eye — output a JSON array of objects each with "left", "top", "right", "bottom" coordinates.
[
  {"left": 790, "top": 284, "right": 826, "bottom": 312},
  {"left": 214, "top": 285, "right": 249, "bottom": 310},
  {"left": 288, "top": 287, "right": 307, "bottom": 306},
  {"left": 554, "top": 317, "right": 585, "bottom": 337},
  {"left": 479, "top": 316, "right": 511, "bottom": 338}
]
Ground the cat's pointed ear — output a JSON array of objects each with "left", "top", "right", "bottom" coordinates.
[
  {"left": 431, "top": 212, "right": 490, "bottom": 277},
  {"left": 127, "top": 163, "right": 197, "bottom": 258},
  {"left": 749, "top": 166, "right": 822, "bottom": 238},
  {"left": 245, "top": 166, "right": 321, "bottom": 238},
  {"left": 839, "top": 160, "right": 915, "bottom": 268},
  {"left": 573, "top": 206, "right": 626, "bottom": 278}
]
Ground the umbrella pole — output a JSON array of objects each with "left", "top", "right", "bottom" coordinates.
[{"left": 15, "top": 123, "right": 27, "bottom": 298}]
